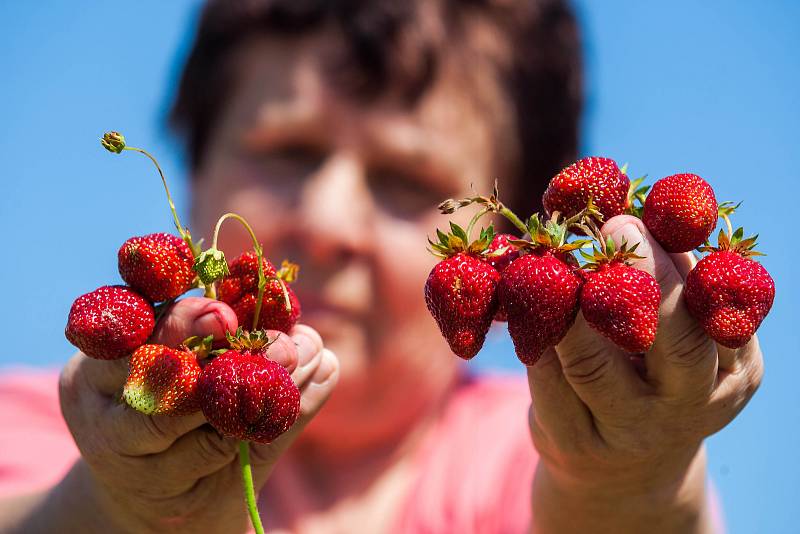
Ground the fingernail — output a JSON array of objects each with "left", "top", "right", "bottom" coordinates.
[
  {"left": 293, "top": 333, "right": 318, "bottom": 368},
  {"left": 610, "top": 223, "right": 651, "bottom": 259},
  {"left": 194, "top": 309, "right": 226, "bottom": 337},
  {"left": 311, "top": 349, "right": 337, "bottom": 384}
]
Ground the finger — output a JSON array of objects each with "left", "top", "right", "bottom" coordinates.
[
  {"left": 147, "top": 424, "right": 239, "bottom": 488},
  {"left": 527, "top": 348, "right": 593, "bottom": 447},
  {"left": 602, "top": 216, "right": 717, "bottom": 399},
  {"left": 102, "top": 402, "right": 209, "bottom": 456},
  {"left": 151, "top": 297, "right": 238, "bottom": 347},
  {"left": 249, "top": 348, "right": 339, "bottom": 479},
  {"left": 554, "top": 313, "right": 646, "bottom": 417},
  {"left": 76, "top": 352, "right": 131, "bottom": 398},
  {"left": 707, "top": 336, "right": 763, "bottom": 435},
  {"left": 670, "top": 251, "right": 698, "bottom": 281}
]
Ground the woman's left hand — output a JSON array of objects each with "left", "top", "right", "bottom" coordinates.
[{"left": 527, "top": 215, "right": 763, "bottom": 534}]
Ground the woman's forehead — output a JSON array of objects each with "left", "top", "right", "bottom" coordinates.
[{"left": 216, "top": 33, "right": 502, "bottom": 190}]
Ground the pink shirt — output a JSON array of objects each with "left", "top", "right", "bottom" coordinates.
[{"left": 0, "top": 369, "right": 721, "bottom": 532}]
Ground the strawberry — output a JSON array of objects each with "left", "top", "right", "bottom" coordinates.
[
  {"left": 485, "top": 233, "right": 520, "bottom": 322},
  {"left": 642, "top": 173, "right": 718, "bottom": 253},
  {"left": 65, "top": 285, "right": 155, "bottom": 360},
  {"left": 685, "top": 227, "right": 774, "bottom": 348},
  {"left": 118, "top": 232, "right": 195, "bottom": 302},
  {"left": 198, "top": 331, "right": 300, "bottom": 443},
  {"left": 123, "top": 344, "right": 202, "bottom": 415},
  {"left": 580, "top": 238, "right": 661, "bottom": 353},
  {"left": 486, "top": 233, "right": 521, "bottom": 273},
  {"left": 500, "top": 250, "right": 582, "bottom": 365},
  {"left": 218, "top": 252, "right": 301, "bottom": 333},
  {"left": 425, "top": 224, "right": 501, "bottom": 359},
  {"left": 543, "top": 157, "right": 630, "bottom": 223},
  {"left": 497, "top": 216, "right": 585, "bottom": 365}
]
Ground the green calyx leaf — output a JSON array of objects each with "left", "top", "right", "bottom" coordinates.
[
  {"left": 427, "top": 222, "right": 495, "bottom": 258},
  {"left": 100, "top": 131, "right": 126, "bottom": 154},
  {"left": 625, "top": 175, "right": 650, "bottom": 218},
  {"left": 226, "top": 327, "right": 279, "bottom": 352},
  {"left": 277, "top": 260, "right": 299, "bottom": 283},
  {"left": 182, "top": 334, "right": 215, "bottom": 359},
  {"left": 717, "top": 201, "right": 742, "bottom": 218},
  {"left": 193, "top": 247, "right": 230, "bottom": 285}
]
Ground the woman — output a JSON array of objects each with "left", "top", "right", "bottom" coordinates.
[{"left": 0, "top": 1, "right": 760, "bottom": 532}]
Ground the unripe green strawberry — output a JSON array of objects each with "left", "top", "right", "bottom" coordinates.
[
  {"left": 65, "top": 285, "right": 155, "bottom": 360},
  {"left": 123, "top": 344, "right": 202, "bottom": 415},
  {"left": 118, "top": 233, "right": 195, "bottom": 302}
]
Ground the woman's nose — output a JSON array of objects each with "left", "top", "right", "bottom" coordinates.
[{"left": 295, "top": 151, "right": 372, "bottom": 264}]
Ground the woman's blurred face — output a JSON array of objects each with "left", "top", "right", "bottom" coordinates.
[{"left": 192, "top": 32, "right": 498, "bottom": 448}]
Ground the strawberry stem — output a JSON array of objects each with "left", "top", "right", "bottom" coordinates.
[
  {"left": 122, "top": 146, "right": 195, "bottom": 255},
  {"left": 211, "top": 213, "right": 268, "bottom": 325},
  {"left": 498, "top": 206, "right": 528, "bottom": 235},
  {"left": 465, "top": 207, "right": 491, "bottom": 239},
  {"left": 238, "top": 441, "right": 265, "bottom": 534},
  {"left": 721, "top": 212, "right": 734, "bottom": 240}
]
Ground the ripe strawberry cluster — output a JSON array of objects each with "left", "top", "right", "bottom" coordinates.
[
  {"left": 65, "top": 133, "right": 303, "bottom": 445},
  {"left": 425, "top": 157, "right": 775, "bottom": 365}
]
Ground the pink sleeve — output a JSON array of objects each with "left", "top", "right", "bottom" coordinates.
[{"left": 0, "top": 369, "right": 80, "bottom": 499}]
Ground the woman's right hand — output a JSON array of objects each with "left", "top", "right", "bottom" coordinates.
[{"left": 53, "top": 297, "right": 339, "bottom": 533}]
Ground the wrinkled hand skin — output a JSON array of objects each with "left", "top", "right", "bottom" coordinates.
[
  {"left": 528, "top": 215, "right": 764, "bottom": 533},
  {"left": 55, "top": 297, "right": 339, "bottom": 534}
]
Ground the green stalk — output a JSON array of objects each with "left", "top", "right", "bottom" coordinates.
[
  {"left": 465, "top": 207, "right": 491, "bottom": 239},
  {"left": 123, "top": 146, "right": 195, "bottom": 254},
  {"left": 498, "top": 206, "right": 528, "bottom": 235},
  {"left": 209, "top": 213, "right": 276, "bottom": 534},
  {"left": 238, "top": 441, "right": 265, "bottom": 534},
  {"left": 210, "top": 213, "right": 267, "bottom": 325}
]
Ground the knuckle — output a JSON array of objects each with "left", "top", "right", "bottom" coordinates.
[
  {"left": 142, "top": 414, "right": 172, "bottom": 444},
  {"left": 196, "top": 430, "right": 236, "bottom": 464},
  {"left": 561, "top": 349, "right": 612, "bottom": 386},
  {"left": 658, "top": 324, "right": 714, "bottom": 368}
]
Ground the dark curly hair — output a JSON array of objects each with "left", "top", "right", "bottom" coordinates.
[{"left": 170, "top": 0, "right": 582, "bottom": 216}]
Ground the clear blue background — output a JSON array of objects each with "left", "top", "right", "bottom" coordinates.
[{"left": 1, "top": 2, "right": 797, "bottom": 532}]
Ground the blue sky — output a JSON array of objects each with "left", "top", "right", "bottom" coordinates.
[{"left": 0, "top": 1, "right": 798, "bottom": 532}]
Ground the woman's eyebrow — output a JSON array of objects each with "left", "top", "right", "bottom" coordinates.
[{"left": 240, "top": 100, "right": 324, "bottom": 152}]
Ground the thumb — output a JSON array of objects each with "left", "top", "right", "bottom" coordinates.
[{"left": 151, "top": 297, "right": 239, "bottom": 347}]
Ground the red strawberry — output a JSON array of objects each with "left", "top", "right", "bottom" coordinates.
[
  {"left": 485, "top": 233, "right": 520, "bottom": 322},
  {"left": 581, "top": 262, "right": 661, "bottom": 353},
  {"left": 425, "top": 224, "right": 501, "bottom": 359},
  {"left": 218, "top": 253, "right": 301, "bottom": 333},
  {"left": 642, "top": 173, "right": 718, "bottom": 253},
  {"left": 65, "top": 285, "right": 155, "bottom": 360},
  {"left": 118, "top": 232, "right": 195, "bottom": 302},
  {"left": 543, "top": 157, "right": 630, "bottom": 223},
  {"left": 425, "top": 252, "right": 501, "bottom": 359},
  {"left": 123, "top": 344, "right": 201, "bottom": 415},
  {"left": 499, "top": 249, "right": 582, "bottom": 365},
  {"left": 685, "top": 228, "right": 774, "bottom": 348},
  {"left": 486, "top": 233, "right": 521, "bottom": 273},
  {"left": 198, "top": 332, "right": 300, "bottom": 443}
]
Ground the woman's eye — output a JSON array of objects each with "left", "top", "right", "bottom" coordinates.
[
  {"left": 367, "top": 168, "right": 445, "bottom": 219},
  {"left": 260, "top": 146, "right": 325, "bottom": 182}
]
